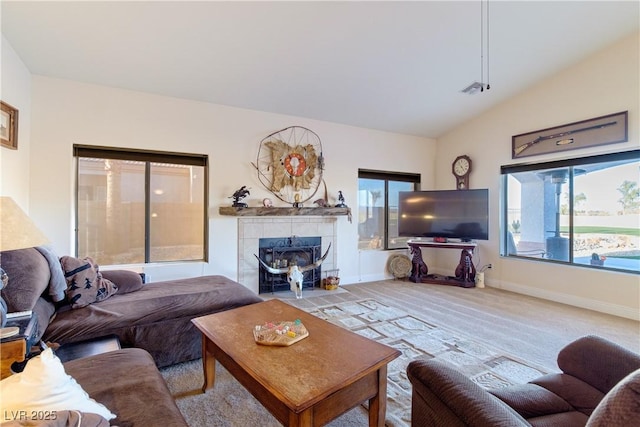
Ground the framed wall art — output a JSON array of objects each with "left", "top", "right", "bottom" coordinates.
[
  {"left": 1, "top": 101, "right": 19, "bottom": 150},
  {"left": 512, "top": 111, "right": 627, "bottom": 159}
]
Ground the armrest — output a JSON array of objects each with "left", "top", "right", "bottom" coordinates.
[
  {"left": 100, "top": 270, "right": 144, "bottom": 294},
  {"left": 407, "top": 359, "right": 530, "bottom": 427},
  {"left": 557, "top": 335, "right": 640, "bottom": 394}
]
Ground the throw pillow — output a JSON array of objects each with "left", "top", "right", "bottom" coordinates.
[
  {"left": 0, "top": 348, "right": 116, "bottom": 422},
  {"left": 59, "top": 256, "right": 118, "bottom": 309}
]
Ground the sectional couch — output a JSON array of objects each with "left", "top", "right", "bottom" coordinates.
[
  {"left": 0, "top": 246, "right": 263, "bottom": 426},
  {"left": 0, "top": 247, "right": 262, "bottom": 367}
]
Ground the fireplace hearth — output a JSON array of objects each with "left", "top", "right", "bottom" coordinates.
[{"left": 258, "top": 236, "right": 322, "bottom": 294}]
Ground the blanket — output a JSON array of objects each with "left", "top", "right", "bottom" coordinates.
[{"left": 35, "top": 246, "right": 67, "bottom": 303}]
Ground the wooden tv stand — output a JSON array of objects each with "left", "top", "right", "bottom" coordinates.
[{"left": 407, "top": 240, "right": 477, "bottom": 288}]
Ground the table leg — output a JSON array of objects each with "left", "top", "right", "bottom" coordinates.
[
  {"left": 368, "top": 365, "right": 387, "bottom": 427},
  {"left": 201, "top": 336, "right": 216, "bottom": 393},
  {"left": 288, "top": 408, "right": 312, "bottom": 427}
]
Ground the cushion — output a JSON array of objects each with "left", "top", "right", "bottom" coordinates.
[
  {"left": 59, "top": 256, "right": 118, "bottom": 309},
  {"left": 586, "top": 368, "right": 640, "bottom": 427},
  {"left": 0, "top": 348, "right": 116, "bottom": 422},
  {"left": 489, "top": 383, "right": 574, "bottom": 418},
  {"left": 100, "top": 269, "right": 144, "bottom": 294},
  {"left": 0, "top": 248, "right": 50, "bottom": 311}
]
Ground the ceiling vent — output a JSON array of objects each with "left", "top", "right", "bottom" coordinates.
[{"left": 460, "top": 81, "right": 487, "bottom": 95}]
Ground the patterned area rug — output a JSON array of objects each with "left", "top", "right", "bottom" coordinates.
[
  {"left": 162, "top": 298, "right": 547, "bottom": 427},
  {"left": 306, "top": 298, "right": 548, "bottom": 426}
]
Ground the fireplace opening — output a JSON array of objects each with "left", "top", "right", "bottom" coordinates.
[{"left": 258, "top": 236, "right": 322, "bottom": 294}]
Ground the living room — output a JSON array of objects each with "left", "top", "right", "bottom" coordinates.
[
  {"left": 2, "top": 1, "right": 638, "bottom": 320},
  {"left": 1, "top": 2, "right": 639, "bottom": 426}
]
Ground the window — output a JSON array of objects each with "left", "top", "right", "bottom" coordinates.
[
  {"left": 74, "top": 145, "right": 208, "bottom": 265},
  {"left": 501, "top": 150, "right": 639, "bottom": 274},
  {"left": 358, "top": 169, "right": 420, "bottom": 250}
]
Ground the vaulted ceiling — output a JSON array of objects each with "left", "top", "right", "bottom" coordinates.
[{"left": 2, "top": 1, "right": 638, "bottom": 138}]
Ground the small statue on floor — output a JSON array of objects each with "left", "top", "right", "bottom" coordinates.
[
  {"left": 409, "top": 245, "right": 428, "bottom": 283},
  {"left": 454, "top": 249, "right": 476, "bottom": 283}
]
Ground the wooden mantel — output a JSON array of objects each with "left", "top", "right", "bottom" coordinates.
[{"left": 219, "top": 206, "right": 351, "bottom": 221}]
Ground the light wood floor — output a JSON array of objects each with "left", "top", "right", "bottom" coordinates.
[{"left": 281, "top": 280, "right": 640, "bottom": 371}]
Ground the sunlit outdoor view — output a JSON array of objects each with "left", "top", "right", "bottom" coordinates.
[
  {"left": 504, "top": 155, "right": 639, "bottom": 273},
  {"left": 358, "top": 173, "right": 419, "bottom": 250},
  {"left": 77, "top": 158, "right": 206, "bottom": 265}
]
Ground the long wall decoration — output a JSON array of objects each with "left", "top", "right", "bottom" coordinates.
[{"left": 512, "top": 111, "right": 628, "bottom": 159}]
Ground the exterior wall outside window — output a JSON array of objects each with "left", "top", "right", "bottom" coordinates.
[
  {"left": 502, "top": 151, "right": 640, "bottom": 274},
  {"left": 75, "top": 147, "right": 208, "bottom": 266}
]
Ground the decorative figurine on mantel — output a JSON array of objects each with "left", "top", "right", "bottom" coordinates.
[
  {"left": 335, "top": 191, "right": 347, "bottom": 208},
  {"left": 230, "top": 186, "right": 250, "bottom": 208}
]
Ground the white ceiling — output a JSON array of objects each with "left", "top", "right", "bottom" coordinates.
[{"left": 2, "top": 1, "right": 638, "bottom": 139}]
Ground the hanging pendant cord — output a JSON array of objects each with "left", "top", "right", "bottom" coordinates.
[
  {"left": 480, "top": 0, "right": 484, "bottom": 92},
  {"left": 486, "top": 0, "right": 490, "bottom": 90}
]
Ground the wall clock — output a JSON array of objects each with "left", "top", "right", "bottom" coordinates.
[
  {"left": 255, "top": 126, "right": 324, "bottom": 205},
  {"left": 452, "top": 155, "right": 472, "bottom": 190}
]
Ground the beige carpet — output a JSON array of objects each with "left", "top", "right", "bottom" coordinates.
[
  {"left": 161, "top": 294, "right": 548, "bottom": 427},
  {"left": 161, "top": 359, "right": 369, "bottom": 427}
]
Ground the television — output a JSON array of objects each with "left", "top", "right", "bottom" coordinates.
[{"left": 398, "top": 189, "right": 489, "bottom": 241}]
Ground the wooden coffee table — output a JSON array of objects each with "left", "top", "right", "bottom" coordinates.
[{"left": 192, "top": 299, "right": 400, "bottom": 427}]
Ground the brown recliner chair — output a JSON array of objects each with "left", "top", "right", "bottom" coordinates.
[{"left": 407, "top": 335, "right": 640, "bottom": 427}]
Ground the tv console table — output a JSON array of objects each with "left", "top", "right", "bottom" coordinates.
[{"left": 407, "top": 240, "right": 477, "bottom": 288}]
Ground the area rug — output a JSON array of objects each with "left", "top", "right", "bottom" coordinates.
[
  {"left": 161, "top": 298, "right": 547, "bottom": 427},
  {"left": 305, "top": 299, "right": 548, "bottom": 426}
]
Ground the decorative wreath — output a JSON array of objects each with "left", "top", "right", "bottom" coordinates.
[
  {"left": 387, "top": 254, "right": 412, "bottom": 279},
  {"left": 255, "top": 126, "right": 324, "bottom": 205}
]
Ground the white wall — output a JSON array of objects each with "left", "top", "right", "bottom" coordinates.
[
  {"left": 436, "top": 32, "right": 640, "bottom": 319},
  {"left": 0, "top": 35, "right": 32, "bottom": 211},
  {"left": 27, "top": 76, "right": 436, "bottom": 285},
  {"left": 3, "top": 31, "right": 637, "bottom": 319}
]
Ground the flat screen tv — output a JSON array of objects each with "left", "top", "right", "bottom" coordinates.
[{"left": 398, "top": 189, "right": 489, "bottom": 241}]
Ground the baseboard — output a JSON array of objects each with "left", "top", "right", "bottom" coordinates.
[
  {"left": 351, "top": 273, "right": 388, "bottom": 284},
  {"left": 492, "top": 279, "right": 640, "bottom": 321}
]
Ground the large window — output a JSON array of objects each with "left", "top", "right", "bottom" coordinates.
[
  {"left": 358, "top": 169, "right": 420, "bottom": 250},
  {"left": 74, "top": 145, "right": 208, "bottom": 265},
  {"left": 501, "top": 150, "right": 639, "bottom": 274}
]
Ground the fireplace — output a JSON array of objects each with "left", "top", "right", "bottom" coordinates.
[
  {"left": 258, "top": 236, "right": 322, "bottom": 294},
  {"left": 235, "top": 217, "right": 337, "bottom": 294}
]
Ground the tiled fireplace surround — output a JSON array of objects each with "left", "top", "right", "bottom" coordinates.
[{"left": 237, "top": 217, "right": 338, "bottom": 294}]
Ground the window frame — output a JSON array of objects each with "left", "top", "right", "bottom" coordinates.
[
  {"left": 500, "top": 149, "right": 640, "bottom": 274},
  {"left": 73, "top": 144, "right": 209, "bottom": 263},
  {"left": 358, "top": 169, "right": 421, "bottom": 250}
]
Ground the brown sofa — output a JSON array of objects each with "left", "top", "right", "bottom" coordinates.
[
  {"left": 1, "top": 246, "right": 264, "bottom": 426},
  {"left": 0, "top": 247, "right": 262, "bottom": 368},
  {"left": 407, "top": 335, "right": 640, "bottom": 427},
  {"left": 64, "top": 348, "right": 189, "bottom": 427},
  {"left": 2, "top": 347, "right": 189, "bottom": 427}
]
